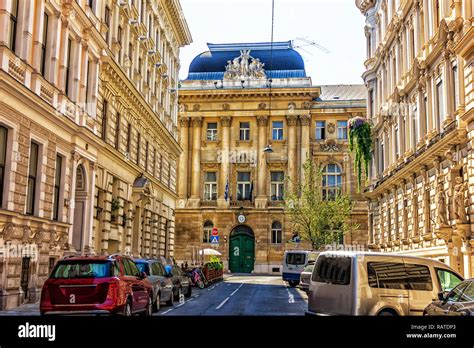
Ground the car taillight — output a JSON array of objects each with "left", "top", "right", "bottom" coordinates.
[{"left": 107, "top": 280, "right": 119, "bottom": 300}]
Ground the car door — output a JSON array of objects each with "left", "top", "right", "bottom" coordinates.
[
  {"left": 403, "top": 261, "right": 436, "bottom": 315},
  {"left": 156, "top": 263, "right": 173, "bottom": 300},
  {"left": 125, "top": 259, "right": 148, "bottom": 311},
  {"left": 435, "top": 282, "right": 470, "bottom": 316},
  {"left": 176, "top": 267, "right": 189, "bottom": 288}
]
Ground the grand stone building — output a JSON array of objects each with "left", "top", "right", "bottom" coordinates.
[
  {"left": 0, "top": 0, "right": 191, "bottom": 309},
  {"left": 356, "top": 0, "right": 473, "bottom": 277},
  {"left": 175, "top": 42, "right": 368, "bottom": 274}
]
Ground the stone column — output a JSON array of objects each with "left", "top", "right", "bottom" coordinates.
[
  {"left": 426, "top": 73, "right": 434, "bottom": 135},
  {"left": 218, "top": 116, "right": 231, "bottom": 208},
  {"left": 443, "top": 50, "right": 454, "bottom": 123},
  {"left": 461, "top": 240, "right": 473, "bottom": 278},
  {"left": 49, "top": 11, "right": 61, "bottom": 85},
  {"left": 402, "top": 179, "right": 409, "bottom": 241},
  {"left": 17, "top": 0, "right": 35, "bottom": 63},
  {"left": 300, "top": 115, "right": 311, "bottom": 181},
  {"left": 189, "top": 117, "right": 202, "bottom": 207},
  {"left": 177, "top": 117, "right": 189, "bottom": 202},
  {"left": 255, "top": 115, "right": 268, "bottom": 208},
  {"left": 57, "top": 16, "right": 69, "bottom": 92},
  {"left": 31, "top": 0, "right": 46, "bottom": 72},
  {"left": 287, "top": 115, "right": 297, "bottom": 193},
  {"left": 421, "top": 166, "right": 431, "bottom": 238}
]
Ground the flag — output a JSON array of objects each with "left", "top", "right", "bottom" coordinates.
[
  {"left": 224, "top": 179, "right": 229, "bottom": 202},
  {"left": 249, "top": 181, "right": 254, "bottom": 201}
]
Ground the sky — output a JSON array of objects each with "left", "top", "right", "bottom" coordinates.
[{"left": 179, "top": 0, "right": 367, "bottom": 85}]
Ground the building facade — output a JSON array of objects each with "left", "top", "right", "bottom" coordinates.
[
  {"left": 356, "top": 0, "right": 473, "bottom": 277},
  {"left": 175, "top": 42, "right": 368, "bottom": 274},
  {"left": 0, "top": 0, "right": 191, "bottom": 309}
]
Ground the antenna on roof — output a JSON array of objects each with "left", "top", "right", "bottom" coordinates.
[{"left": 292, "top": 37, "right": 331, "bottom": 54}]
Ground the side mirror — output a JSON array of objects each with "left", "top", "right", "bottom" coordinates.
[
  {"left": 438, "top": 291, "right": 448, "bottom": 301},
  {"left": 165, "top": 272, "right": 172, "bottom": 278},
  {"left": 139, "top": 272, "right": 147, "bottom": 279}
]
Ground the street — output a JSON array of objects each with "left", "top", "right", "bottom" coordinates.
[
  {"left": 157, "top": 275, "right": 308, "bottom": 316},
  {"left": 0, "top": 275, "right": 308, "bottom": 317}
]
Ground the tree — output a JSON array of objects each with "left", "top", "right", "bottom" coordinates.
[{"left": 285, "top": 157, "right": 357, "bottom": 250}]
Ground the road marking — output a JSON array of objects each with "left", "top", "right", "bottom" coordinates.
[
  {"left": 229, "top": 283, "right": 244, "bottom": 297},
  {"left": 286, "top": 288, "right": 295, "bottom": 303},
  {"left": 215, "top": 297, "right": 230, "bottom": 310},
  {"left": 161, "top": 308, "right": 174, "bottom": 315},
  {"left": 207, "top": 285, "right": 216, "bottom": 291}
]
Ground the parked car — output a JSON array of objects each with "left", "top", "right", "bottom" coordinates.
[
  {"left": 135, "top": 259, "right": 175, "bottom": 310},
  {"left": 40, "top": 255, "right": 153, "bottom": 316},
  {"left": 165, "top": 264, "right": 192, "bottom": 300},
  {"left": 299, "top": 263, "right": 315, "bottom": 292},
  {"left": 306, "top": 251, "right": 463, "bottom": 316},
  {"left": 424, "top": 279, "right": 474, "bottom": 316}
]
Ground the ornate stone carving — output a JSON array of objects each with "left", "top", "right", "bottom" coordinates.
[
  {"left": 300, "top": 115, "right": 311, "bottom": 126},
  {"left": 453, "top": 177, "right": 468, "bottom": 223},
  {"left": 21, "top": 226, "right": 32, "bottom": 244},
  {"left": 258, "top": 102, "right": 266, "bottom": 110},
  {"left": 222, "top": 103, "right": 230, "bottom": 111},
  {"left": 0, "top": 223, "right": 15, "bottom": 240},
  {"left": 220, "top": 116, "right": 232, "bottom": 127},
  {"left": 327, "top": 123, "right": 336, "bottom": 134},
  {"left": 179, "top": 117, "right": 190, "bottom": 127},
  {"left": 192, "top": 104, "right": 201, "bottom": 111},
  {"left": 191, "top": 117, "right": 202, "bottom": 127},
  {"left": 286, "top": 115, "right": 297, "bottom": 126},
  {"left": 320, "top": 139, "right": 340, "bottom": 152},
  {"left": 436, "top": 183, "right": 449, "bottom": 226},
  {"left": 301, "top": 101, "right": 311, "bottom": 109},
  {"left": 223, "top": 50, "right": 266, "bottom": 80},
  {"left": 257, "top": 116, "right": 268, "bottom": 127}
]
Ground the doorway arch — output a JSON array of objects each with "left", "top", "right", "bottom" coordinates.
[{"left": 229, "top": 225, "right": 255, "bottom": 273}]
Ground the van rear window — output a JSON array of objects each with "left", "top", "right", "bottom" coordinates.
[
  {"left": 286, "top": 253, "right": 306, "bottom": 265},
  {"left": 52, "top": 261, "right": 113, "bottom": 279},
  {"left": 312, "top": 256, "right": 351, "bottom": 285}
]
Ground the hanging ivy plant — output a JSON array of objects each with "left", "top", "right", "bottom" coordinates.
[{"left": 348, "top": 116, "right": 373, "bottom": 192}]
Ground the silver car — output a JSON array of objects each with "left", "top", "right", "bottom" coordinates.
[
  {"left": 299, "top": 263, "right": 314, "bottom": 292},
  {"left": 306, "top": 251, "right": 463, "bottom": 316}
]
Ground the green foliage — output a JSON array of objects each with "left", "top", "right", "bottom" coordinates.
[
  {"left": 111, "top": 198, "right": 120, "bottom": 212},
  {"left": 348, "top": 119, "right": 372, "bottom": 192},
  {"left": 285, "top": 157, "right": 357, "bottom": 250}
]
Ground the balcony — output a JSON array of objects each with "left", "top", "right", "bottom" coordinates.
[
  {"left": 230, "top": 200, "right": 254, "bottom": 208},
  {"left": 201, "top": 200, "right": 217, "bottom": 207}
]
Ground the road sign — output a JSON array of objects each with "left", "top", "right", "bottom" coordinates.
[
  {"left": 210, "top": 236, "right": 219, "bottom": 244},
  {"left": 211, "top": 227, "right": 219, "bottom": 236}
]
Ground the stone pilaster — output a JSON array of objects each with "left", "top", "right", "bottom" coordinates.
[
  {"left": 188, "top": 117, "right": 202, "bottom": 207},
  {"left": 286, "top": 115, "right": 297, "bottom": 193},
  {"left": 255, "top": 115, "right": 268, "bottom": 208},
  {"left": 218, "top": 116, "right": 231, "bottom": 208}
]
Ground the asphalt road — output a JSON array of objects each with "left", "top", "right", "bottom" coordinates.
[
  {"left": 0, "top": 275, "right": 308, "bottom": 316},
  {"left": 156, "top": 275, "right": 308, "bottom": 316}
]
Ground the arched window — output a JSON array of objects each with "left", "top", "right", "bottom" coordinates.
[
  {"left": 271, "top": 221, "right": 282, "bottom": 244},
  {"left": 322, "top": 164, "right": 342, "bottom": 200},
  {"left": 203, "top": 221, "right": 213, "bottom": 243}
]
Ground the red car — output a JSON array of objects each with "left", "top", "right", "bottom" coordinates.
[{"left": 40, "top": 255, "right": 153, "bottom": 316}]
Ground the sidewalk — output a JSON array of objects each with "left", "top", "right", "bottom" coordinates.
[{"left": 0, "top": 302, "right": 40, "bottom": 316}]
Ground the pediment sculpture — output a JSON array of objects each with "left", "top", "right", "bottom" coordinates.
[{"left": 224, "top": 50, "right": 266, "bottom": 80}]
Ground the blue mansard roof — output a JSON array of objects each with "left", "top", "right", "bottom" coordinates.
[{"left": 186, "top": 41, "right": 306, "bottom": 80}]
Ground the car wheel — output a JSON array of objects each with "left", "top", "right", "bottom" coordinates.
[
  {"left": 185, "top": 285, "right": 192, "bottom": 298},
  {"left": 141, "top": 296, "right": 153, "bottom": 316},
  {"left": 123, "top": 299, "right": 132, "bottom": 317},
  {"left": 378, "top": 309, "right": 396, "bottom": 316},
  {"left": 288, "top": 281, "right": 299, "bottom": 288},
  {"left": 154, "top": 293, "right": 160, "bottom": 312},
  {"left": 165, "top": 292, "right": 174, "bottom": 306}
]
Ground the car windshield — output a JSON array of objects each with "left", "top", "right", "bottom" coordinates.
[
  {"left": 303, "top": 264, "right": 314, "bottom": 272},
  {"left": 286, "top": 253, "right": 306, "bottom": 265},
  {"left": 51, "top": 261, "right": 112, "bottom": 279}
]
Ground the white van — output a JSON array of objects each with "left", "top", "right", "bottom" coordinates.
[
  {"left": 282, "top": 250, "right": 318, "bottom": 287},
  {"left": 306, "top": 251, "right": 464, "bottom": 316}
]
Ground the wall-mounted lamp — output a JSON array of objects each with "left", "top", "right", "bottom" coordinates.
[
  {"left": 263, "top": 145, "right": 274, "bottom": 153},
  {"left": 241, "top": 80, "right": 246, "bottom": 88},
  {"left": 266, "top": 78, "right": 273, "bottom": 88},
  {"left": 147, "top": 50, "right": 156, "bottom": 55},
  {"left": 214, "top": 80, "right": 224, "bottom": 89},
  {"left": 154, "top": 62, "right": 162, "bottom": 68},
  {"left": 129, "top": 19, "right": 138, "bottom": 25}
]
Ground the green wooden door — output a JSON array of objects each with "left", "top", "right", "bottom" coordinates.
[{"left": 229, "top": 230, "right": 255, "bottom": 273}]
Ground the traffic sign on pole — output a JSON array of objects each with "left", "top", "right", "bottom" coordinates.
[
  {"left": 211, "top": 227, "right": 219, "bottom": 237},
  {"left": 210, "top": 236, "right": 219, "bottom": 244}
]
